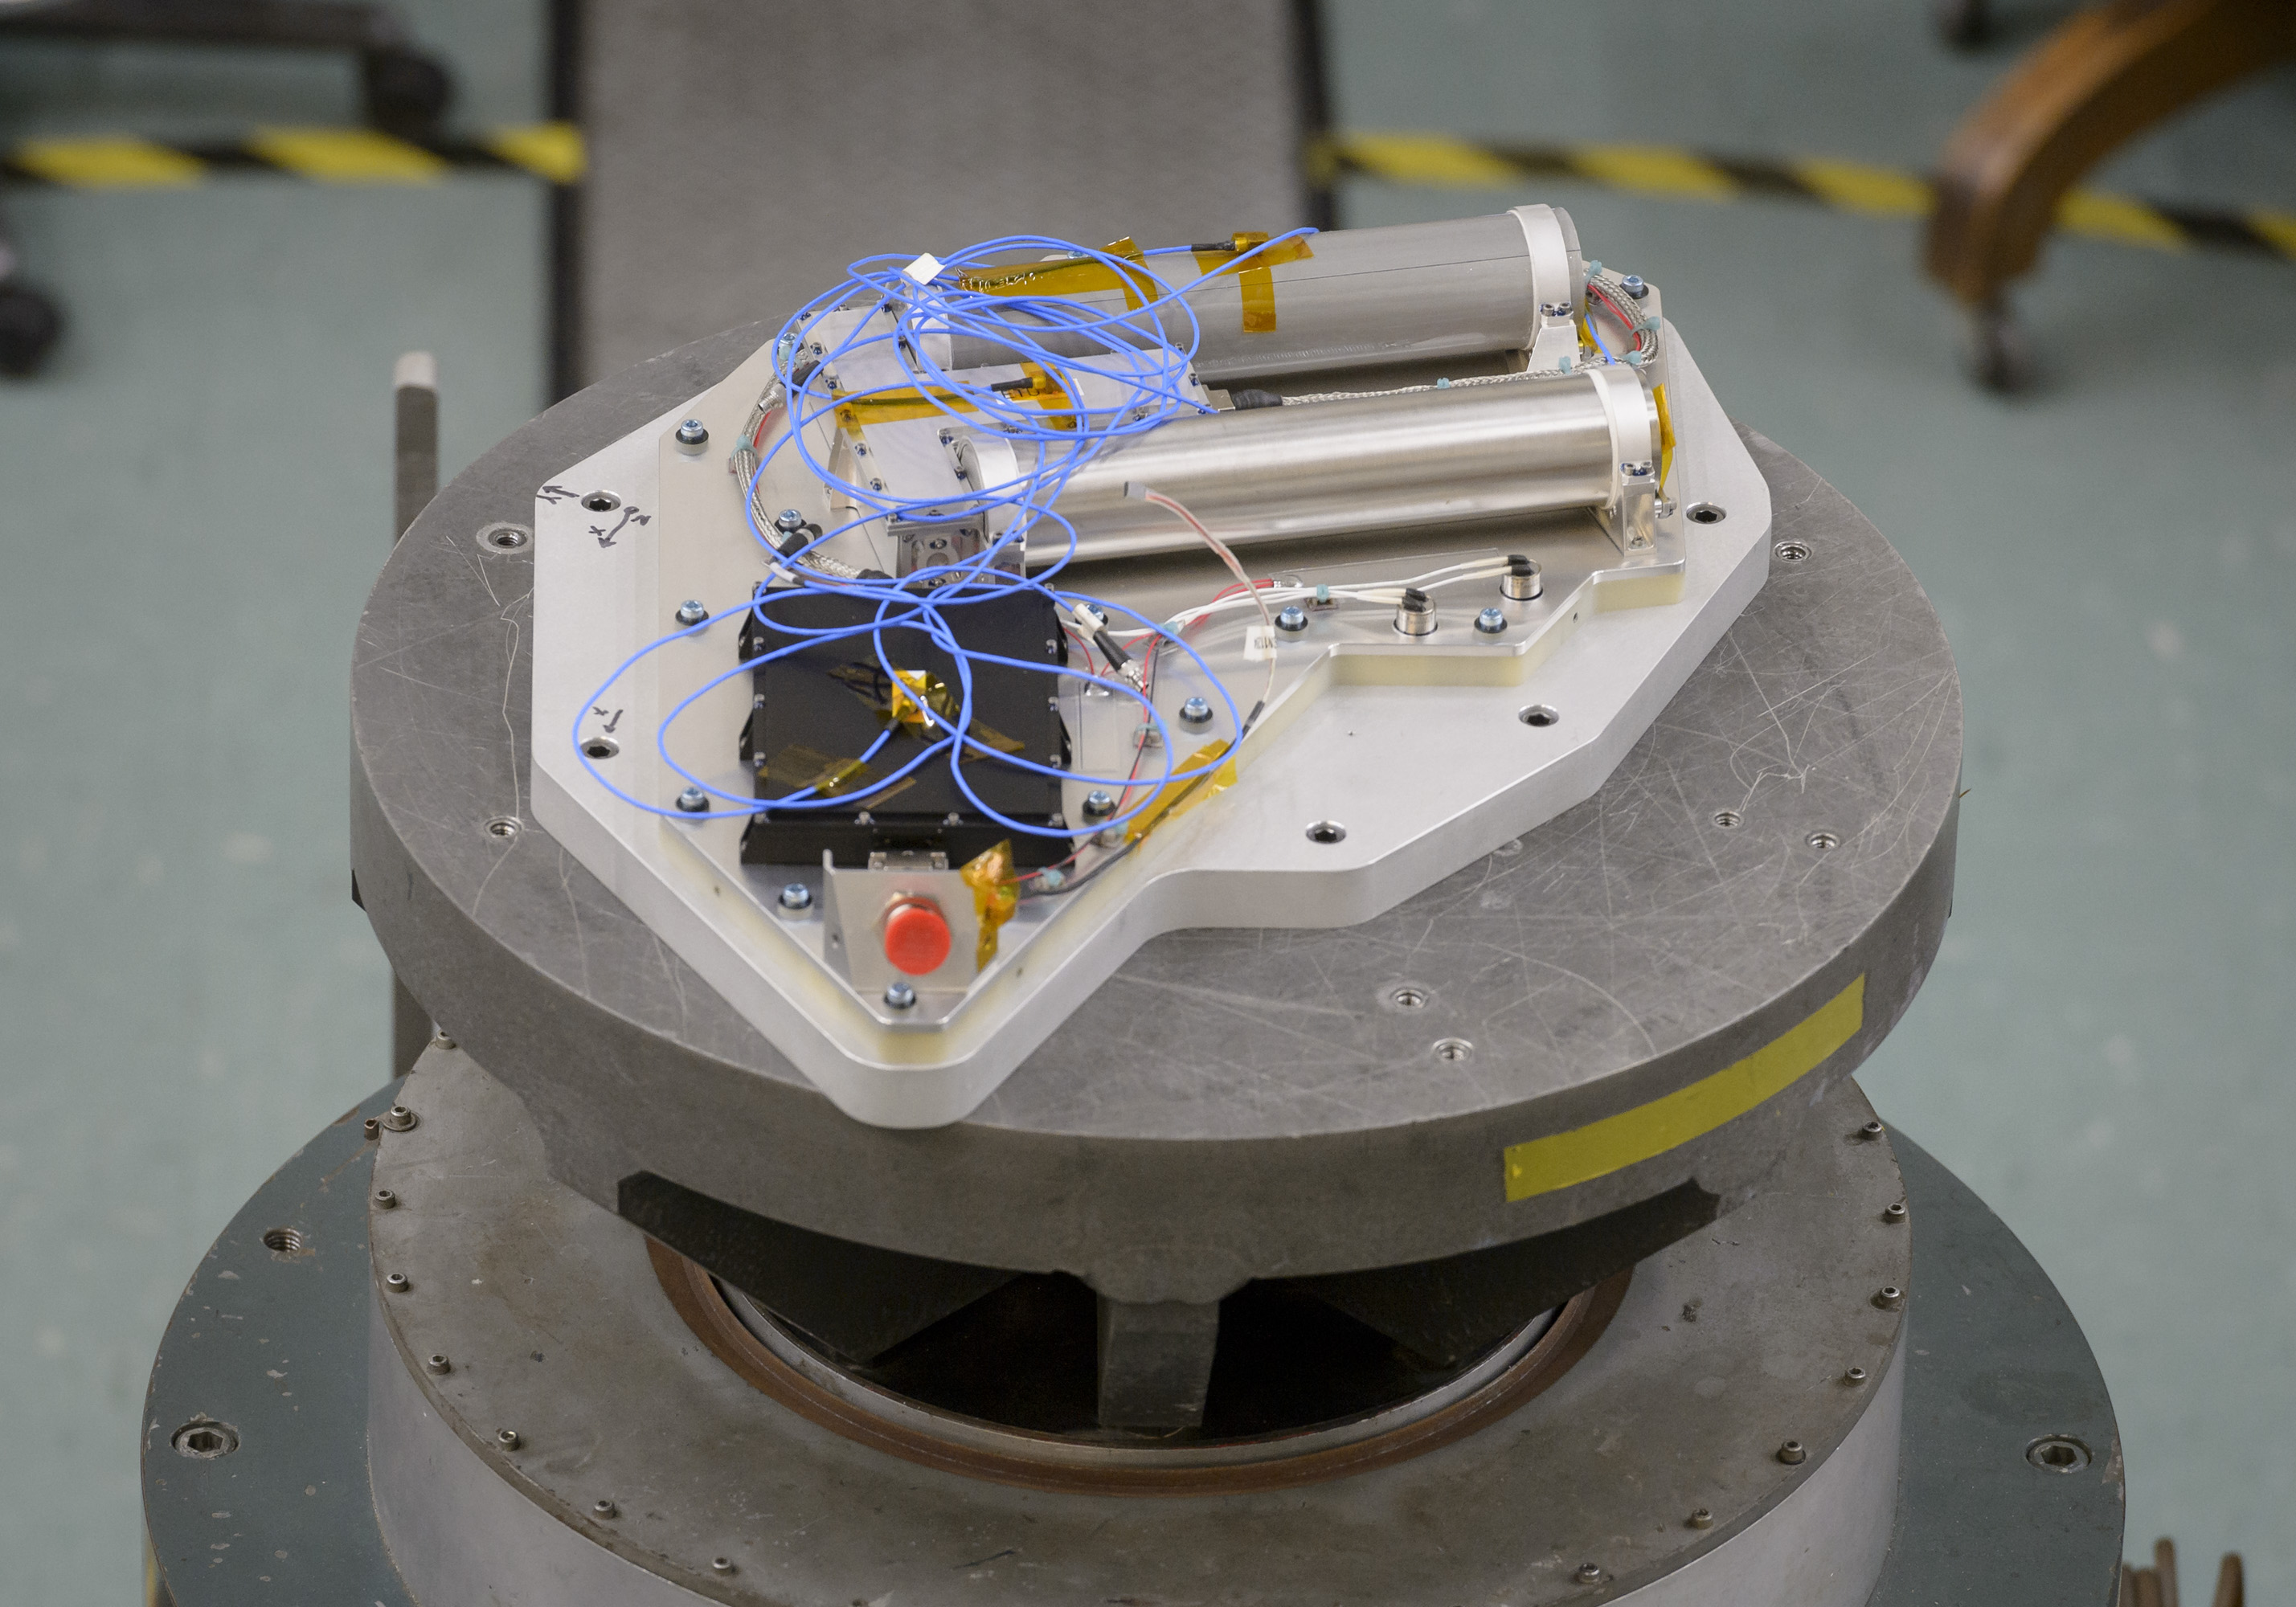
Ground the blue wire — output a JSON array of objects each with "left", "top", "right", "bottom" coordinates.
[{"left": 578, "top": 227, "right": 1316, "bottom": 838}]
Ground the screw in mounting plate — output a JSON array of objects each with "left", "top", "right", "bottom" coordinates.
[
  {"left": 1574, "top": 1563, "right": 1603, "bottom": 1585},
  {"left": 1474, "top": 607, "right": 1508, "bottom": 636},
  {"left": 1688, "top": 1507, "right": 1713, "bottom": 1529},
  {"left": 424, "top": 1353, "right": 451, "bottom": 1375},
  {"left": 593, "top": 1498, "right": 617, "bottom": 1519},
  {"left": 1778, "top": 1440, "right": 1807, "bottom": 1465},
  {"left": 675, "top": 786, "right": 710, "bottom": 814},
  {"left": 385, "top": 1273, "right": 410, "bottom": 1292},
  {"left": 381, "top": 1105, "right": 417, "bottom": 1131},
  {"left": 778, "top": 882, "right": 812, "bottom": 912},
  {"left": 1860, "top": 1118, "right": 1885, "bottom": 1139},
  {"left": 675, "top": 599, "right": 709, "bottom": 627},
  {"left": 1885, "top": 1200, "right": 1908, "bottom": 1222},
  {"left": 1178, "top": 695, "right": 1213, "bottom": 728},
  {"left": 1844, "top": 1366, "right": 1868, "bottom": 1384},
  {"left": 712, "top": 1558, "right": 737, "bottom": 1576},
  {"left": 372, "top": 1188, "right": 397, "bottom": 1209},
  {"left": 1275, "top": 604, "right": 1308, "bottom": 633},
  {"left": 1874, "top": 1285, "right": 1905, "bottom": 1310},
  {"left": 674, "top": 418, "right": 709, "bottom": 453},
  {"left": 362, "top": 1117, "right": 381, "bottom": 1139},
  {"left": 432, "top": 1031, "right": 455, "bottom": 1049},
  {"left": 773, "top": 508, "right": 806, "bottom": 534},
  {"left": 1622, "top": 274, "right": 1649, "bottom": 299},
  {"left": 496, "top": 1428, "right": 520, "bottom": 1450},
  {"left": 1081, "top": 789, "right": 1116, "bottom": 821},
  {"left": 885, "top": 981, "right": 917, "bottom": 1010}
]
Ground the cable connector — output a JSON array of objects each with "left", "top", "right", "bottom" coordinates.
[{"left": 1068, "top": 602, "right": 1139, "bottom": 681}]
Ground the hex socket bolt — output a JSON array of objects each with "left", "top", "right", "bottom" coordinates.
[
  {"left": 1394, "top": 587, "right": 1438, "bottom": 637},
  {"left": 1501, "top": 554, "right": 1543, "bottom": 600}
]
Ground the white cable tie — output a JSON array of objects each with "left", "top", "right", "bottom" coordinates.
[{"left": 902, "top": 253, "right": 944, "bottom": 285}]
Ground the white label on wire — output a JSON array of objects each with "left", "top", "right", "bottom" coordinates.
[{"left": 903, "top": 253, "right": 944, "bottom": 285}]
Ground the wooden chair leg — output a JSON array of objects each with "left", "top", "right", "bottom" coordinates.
[{"left": 1924, "top": 0, "right": 2296, "bottom": 310}]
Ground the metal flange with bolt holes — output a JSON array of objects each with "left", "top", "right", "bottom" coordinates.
[
  {"left": 140, "top": 1067, "right": 2127, "bottom": 1607},
  {"left": 366, "top": 1048, "right": 1913, "bottom": 1606},
  {"left": 350, "top": 318, "right": 1962, "bottom": 1305}
]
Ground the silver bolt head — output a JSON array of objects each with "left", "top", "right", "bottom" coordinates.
[
  {"left": 1778, "top": 1440, "right": 1807, "bottom": 1465},
  {"left": 496, "top": 1428, "right": 520, "bottom": 1450},
  {"left": 675, "top": 599, "right": 709, "bottom": 626},
  {"left": 1874, "top": 1285, "right": 1905, "bottom": 1310},
  {"left": 381, "top": 1105, "right": 417, "bottom": 1131},
  {"left": 885, "top": 981, "right": 918, "bottom": 1010},
  {"left": 1081, "top": 789, "right": 1117, "bottom": 820},
  {"left": 778, "top": 881, "right": 813, "bottom": 911},
  {"left": 373, "top": 1188, "right": 397, "bottom": 1209},
  {"left": 1885, "top": 1200, "right": 1909, "bottom": 1221},
  {"left": 1575, "top": 1563, "right": 1603, "bottom": 1584},
  {"left": 1845, "top": 1366, "right": 1868, "bottom": 1384},
  {"left": 711, "top": 1558, "right": 736, "bottom": 1575},
  {"left": 773, "top": 508, "right": 807, "bottom": 533},
  {"left": 385, "top": 1272, "right": 410, "bottom": 1291},
  {"left": 1275, "top": 604, "right": 1309, "bottom": 633},
  {"left": 592, "top": 1498, "right": 617, "bottom": 1519},
  {"left": 1474, "top": 607, "right": 1508, "bottom": 636},
  {"left": 1860, "top": 1118, "right": 1886, "bottom": 1139},
  {"left": 424, "top": 1353, "right": 451, "bottom": 1375},
  {"left": 1178, "top": 696, "right": 1213, "bottom": 726},
  {"left": 1688, "top": 1507, "right": 1714, "bottom": 1529},
  {"left": 675, "top": 786, "right": 710, "bottom": 814},
  {"left": 1622, "top": 273, "right": 1649, "bottom": 299},
  {"left": 674, "top": 418, "right": 709, "bottom": 449}
]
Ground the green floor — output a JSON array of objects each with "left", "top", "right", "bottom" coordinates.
[{"left": 3, "top": 3, "right": 2293, "bottom": 1600}]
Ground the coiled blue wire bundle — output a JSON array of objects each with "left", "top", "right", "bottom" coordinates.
[{"left": 574, "top": 228, "right": 1316, "bottom": 854}]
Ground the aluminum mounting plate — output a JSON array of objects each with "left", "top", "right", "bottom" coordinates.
[{"left": 528, "top": 329, "right": 1770, "bottom": 1125}]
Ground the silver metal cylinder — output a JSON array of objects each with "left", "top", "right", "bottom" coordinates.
[
  {"left": 948, "top": 208, "right": 1585, "bottom": 384},
  {"left": 1021, "top": 367, "right": 1655, "bottom": 566}
]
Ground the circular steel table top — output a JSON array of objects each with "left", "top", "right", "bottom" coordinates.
[{"left": 350, "top": 328, "right": 1961, "bottom": 1294}]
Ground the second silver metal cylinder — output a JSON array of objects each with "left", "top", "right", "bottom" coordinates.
[{"left": 1013, "top": 369, "right": 1655, "bottom": 566}]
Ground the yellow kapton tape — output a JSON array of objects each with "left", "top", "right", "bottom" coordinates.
[{"left": 1503, "top": 973, "right": 1866, "bottom": 1202}]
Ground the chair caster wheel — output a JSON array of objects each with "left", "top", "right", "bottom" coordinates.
[{"left": 0, "top": 281, "right": 64, "bottom": 378}]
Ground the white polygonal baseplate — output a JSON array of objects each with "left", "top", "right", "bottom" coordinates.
[{"left": 530, "top": 329, "right": 1770, "bottom": 1127}]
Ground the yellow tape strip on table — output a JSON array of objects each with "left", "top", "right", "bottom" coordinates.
[{"left": 1503, "top": 974, "right": 1865, "bottom": 1202}]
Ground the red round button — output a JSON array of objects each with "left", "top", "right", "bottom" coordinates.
[{"left": 883, "top": 899, "right": 952, "bottom": 975}]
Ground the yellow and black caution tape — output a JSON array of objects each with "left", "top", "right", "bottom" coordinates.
[
  {"left": 10, "top": 122, "right": 2289, "bottom": 268},
  {"left": 0, "top": 121, "right": 584, "bottom": 188},
  {"left": 1323, "top": 132, "right": 2296, "bottom": 264}
]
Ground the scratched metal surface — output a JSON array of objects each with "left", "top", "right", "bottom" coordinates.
[{"left": 350, "top": 323, "right": 1961, "bottom": 1291}]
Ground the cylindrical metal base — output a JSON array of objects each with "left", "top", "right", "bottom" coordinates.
[{"left": 139, "top": 1073, "right": 2126, "bottom": 1607}]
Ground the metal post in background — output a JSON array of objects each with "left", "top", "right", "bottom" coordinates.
[
  {"left": 387, "top": 350, "right": 438, "bottom": 1075},
  {"left": 546, "top": 0, "right": 584, "bottom": 399}
]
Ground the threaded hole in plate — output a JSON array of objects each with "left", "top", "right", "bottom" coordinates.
[
  {"left": 1774, "top": 540, "right": 1811, "bottom": 562},
  {"left": 172, "top": 1421, "right": 239, "bottom": 1458},
  {"left": 262, "top": 1226, "right": 306, "bottom": 1255},
  {"left": 1713, "top": 810, "right": 1742, "bottom": 828}
]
